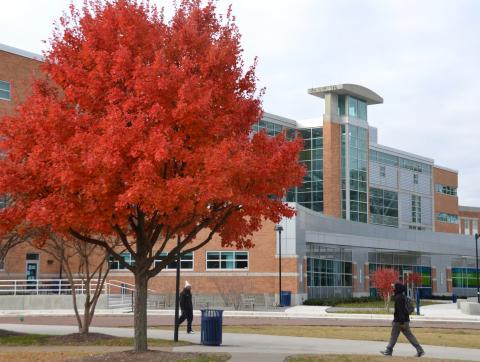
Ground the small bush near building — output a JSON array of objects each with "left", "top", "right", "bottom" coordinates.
[{"left": 303, "top": 296, "right": 381, "bottom": 306}]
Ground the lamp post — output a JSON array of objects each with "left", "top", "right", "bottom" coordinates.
[
  {"left": 174, "top": 235, "right": 181, "bottom": 342},
  {"left": 275, "top": 225, "right": 283, "bottom": 307},
  {"left": 475, "top": 233, "right": 480, "bottom": 304}
]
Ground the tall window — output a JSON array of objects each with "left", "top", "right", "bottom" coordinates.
[
  {"left": 295, "top": 127, "right": 323, "bottom": 212},
  {"left": 206, "top": 251, "right": 248, "bottom": 270},
  {"left": 307, "top": 258, "right": 352, "bottom": 287},
  {"left": 342, "top": 125, "right": 368, "bottom": 223},
  {"left": 348, "top": 96, "right": 367, "bottom": 120},
  {"left": 369, "top": 188, "right": 398, "bottom": 227},
  {"left": 464, "top": 219, "right": 471, "bottom": 234},
  {"left": 411, "top": 195, "right": 422, "bottom": 224},
  {"left": 413, "top": 174, "right": 419, "bottom": 185},
  {"left": 0, "top": 81, "right": 10, "bottom": 101},
  {"left": 154, "top": 252, "right": 193, "bottom": 270},
  {"left": 109, "top": 252, "right": 135, "bottom": 270},
  {"left": 472, "top": 220, "right": 478, "bottom": 236},
  {"left": 338, "top": 95, "right": 346, "bottom": 116},
  {"left": 379, "top": 165, "right": 386, "bottom": 177}
]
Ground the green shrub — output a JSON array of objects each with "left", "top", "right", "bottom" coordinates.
[{"left": 303, "top": 296, "right": 381, "bottom": 306}]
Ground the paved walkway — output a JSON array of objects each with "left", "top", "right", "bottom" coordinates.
[
  {"left": 0, "top": 323, "right": 478, "bottom": 362},
  {"left": 1, "top": 303, "right": 479, "bottom": 323}
]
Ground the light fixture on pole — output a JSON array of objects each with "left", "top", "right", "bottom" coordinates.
[
  {"left": 174, "top": 235, "right": 181, "bottom": 342},
  {"left": 475, "top": 233, "right": 480, "bottom": 304},
  {"left": 274, "top": 225, "right": 284, "bottom": 307}
]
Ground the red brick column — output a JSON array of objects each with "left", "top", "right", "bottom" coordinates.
[
  {"left": 323, "top": 121, "right": 342, "bottom": 218},
  {"left": 364, "top": 263, "right": 370, "bottom": 293},
  {"left": 446, "top": 268, "right": 452, "bottom": 293},
  {"left": 352, "top": 262, "right": 358, "bottom": 293}
]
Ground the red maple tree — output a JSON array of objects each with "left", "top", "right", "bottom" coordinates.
[
  {"left": 405, "top": 272, "right": 422, "bottom": 286},
  {"left": 0, "top": 0, "right": 304, "bottom": 352},
  {"left": 405, "top": 272, "right": 422, "bottom": 299},
  {"left": 371, "top": 267, "right": 399, "bottom": 311}
]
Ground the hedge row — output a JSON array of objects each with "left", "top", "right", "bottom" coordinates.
[{"left": 303, "top": 296, "right": 381, "bottom": 306}]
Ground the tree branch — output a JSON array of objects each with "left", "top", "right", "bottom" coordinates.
[
  {"left": 112, "top": 223, "right": 136, "bottom": 257},
  {"left": 69, "top": 228, "right": 134, "bottom": 272},
  {"left": 147, "top": 205, "right": 239, "bottom": 278}
]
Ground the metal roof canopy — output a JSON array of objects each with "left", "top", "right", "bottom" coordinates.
[{"left": 308, "top": 83, "right": 383, "bottom": 105}]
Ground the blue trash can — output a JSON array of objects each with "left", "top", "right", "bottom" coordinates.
[
  {"left": 452, "top": 294, "right": 457, "bottom": 303},
  {"left": 201, "top": 309, "right": 223, "bottom": 346},
  {"left": 280, "top": 291, "right": 291, "bottom": 307}
]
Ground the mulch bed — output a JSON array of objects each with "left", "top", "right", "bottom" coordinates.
[
  {"left": 46, "top": 332, "right": 121, "bottom": 345},
  {"left": 73, "top": 350, "right": 230, "bottom": 362},
  {"left": 0, "top": 329, "right": 27, "bottom": 337}
]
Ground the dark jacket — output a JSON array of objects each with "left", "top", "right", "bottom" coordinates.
[
  {"left": 392, "top": 282, "right": 409, "bottom": 323},
  {"left": 179, "top": 288, "right": 193, "bottom": 313}
]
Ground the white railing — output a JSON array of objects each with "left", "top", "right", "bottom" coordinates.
[
  {"left": 0, "top": 278, "right": 107, "bottom": 296},
  {"left": 0, "top": 278, "right": 157, "bottom": 295},
  {"left": 0, "top": 278, "right": 165, "bottom": 310}
]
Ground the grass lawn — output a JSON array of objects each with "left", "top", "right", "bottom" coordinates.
[
  {"left": 329, "top": 309, "right": 391, "bottom": 314},
  {"left": 334, "top": 300, "right": 442, "bottom": 308},
  {"left": 222, "top": 325, "right": 480, "bottom": 349},
  {"left": 285, "top": 354, "right": 466, "bottom": 362},
  {"left": 0, "top": 331, "right": 190, "bottom": 347},
  {"left": 0, "top": 331, "right": 228, "bottom": 361}
]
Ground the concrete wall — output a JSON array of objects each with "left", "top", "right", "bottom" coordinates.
[
  {"left": 0, "top": 294, "right": 108, "bottom": 310},
  {"left": 459, "top": 299, "right": 480, "bottom": 315}
]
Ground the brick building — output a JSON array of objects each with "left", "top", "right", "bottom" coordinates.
[{"left": 1, "top": 43, "right": 479, "bottom": 303}]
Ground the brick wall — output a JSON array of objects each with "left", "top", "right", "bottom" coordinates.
[
  {"left": 433, "top": 167, "right": 459, "bottom": 233},
  {"left": 0, "top": 50, "right": 42, "bottom": 116},
  {"left": 2, "top": 219, "right": 300, "bottom": 296},
  {"left": 322, "top": 120, "right": 342, "bottom": 217},
  {"left": 458, "top": 208, "right": 480, "bottom": 236}
]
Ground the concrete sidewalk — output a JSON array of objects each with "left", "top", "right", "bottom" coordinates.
[
  {"left": 1, "top": 304, "right": 479, "bottom": 323},
  {"left": 0, "top": 323, "right": 478, "bottom": 362}
]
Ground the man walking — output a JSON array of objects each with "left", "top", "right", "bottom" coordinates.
[
  {"left": 178, "top": 280, "right": 194, "bottom": 333},
  {"left": 381, "top": 282, "right": 425, "bottom": 357}
]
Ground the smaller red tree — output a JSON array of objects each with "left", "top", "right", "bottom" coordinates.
[
  {"left": 405, "top": 272, "right": 422, "bottom": 299},
  {"left": 372, "top": 267, "right": 399, "bottom": 311}
]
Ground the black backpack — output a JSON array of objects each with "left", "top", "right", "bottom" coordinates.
[{"left": 405, "top": 295, "right": 415, "bottom": 315}]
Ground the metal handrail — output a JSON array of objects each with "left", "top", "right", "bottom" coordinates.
[
  {"left": 0, "top": 278, "right": 106, "bottom": 296},
  {"left": 0, "top": 278, "right": 159, "bottom": 296}
]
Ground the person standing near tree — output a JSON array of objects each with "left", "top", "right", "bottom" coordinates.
[
  {"left": 178, "top": 281, "right": 194, "bottom": 333},
  {"left": 381, "top": 282, "right": 425, "bottom": 357}
]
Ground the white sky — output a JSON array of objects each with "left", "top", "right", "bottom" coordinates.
[{"left": 1, "top": 0, "right": 479, "bottom": 206}]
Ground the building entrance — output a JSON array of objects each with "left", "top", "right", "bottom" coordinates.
[{"left": 26, "top": 253, "right": 39, "bottom": 281}]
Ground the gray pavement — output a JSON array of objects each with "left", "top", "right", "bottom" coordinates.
[
  {"left": 1, "top": 303, "right": 479, "bottom": 323},
  {"left": 0, "top": 323, "right": 478, "bottom": 362}
]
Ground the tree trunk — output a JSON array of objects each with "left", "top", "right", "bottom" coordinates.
[
  {"left": 134, "top": 272, "right": 149, "bottom": 352},
  {"left": 81, "top": 302, "right": 90, "bottom": 334}
]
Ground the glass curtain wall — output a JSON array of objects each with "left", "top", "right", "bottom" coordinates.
[
  {"left": 306, "top": 244, "right": 353, "bottom": 298},
  {"left": 369, "top": 187, "right": 399, "bottom": 227},
  {"left": 370, "top": 150, "right": 432, "bottom": 175},
  {"left": 368, "top": 252, "right": 432, "bottom": 297},
  {"left": 452, "top": 258, "right": 480, "bottom": 291},
  {"left": 295, "top": 128, "right": 323, "bottom": 212},
  {"left": 252, "top": 119, "right": 285, "bottom": 136},
  {"left": 252, "top": 119, "right": 324, "bottom": 213},
  {"left": 342, "top": 124, "right": 368, "bottom": 222}
]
